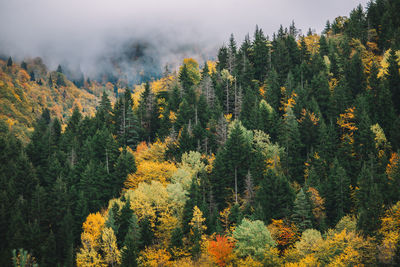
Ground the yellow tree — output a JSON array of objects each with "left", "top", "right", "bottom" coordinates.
[
  {"left": 101, "top": 227, "right": 121, "bottom": 267},
  {"left": 378, "top": 201, "right": 400, "bottom": 264},
  {"left": 76, "top": 212, "right": 106, "bottom": 267}
]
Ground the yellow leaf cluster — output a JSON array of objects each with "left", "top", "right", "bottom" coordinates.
[
  {"left": 298, "top": 109, "right": 319, "bottom": 125},
  {"left": 125, "top": 160, "right": 177, "bottom": 190},
  {"left": 299, "top": 34, "right": 320, "bottom": 55},
  {"left": 190, "top": 206, "right": 207, "bottom": 233},
  {"left": 77, "top": 212, "right": 107, "bottom": 267},
  {"left": 281, "top": 91, "right": 297, "bottom": 114},
  {"left": 337, "top": 107, "right": 357, "bottom": 144},
  {"left": 377, "top": 202, "right": 400, "bottom": 263},
  {"left": 386, "top": 153, "right": 399, "bottom": 180},
  {"left": 206, "top": 61, "right": 217, "bottom": 75},
  {"left": 138, "top": 247, "right": 172, "bottom": 267},
  {"left": 379, "top": 49, "right": 400, "bottom": 78}
]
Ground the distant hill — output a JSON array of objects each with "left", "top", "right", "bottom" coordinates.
[{"left": 0, "top": 57, "right": 119, "bottom": 142}]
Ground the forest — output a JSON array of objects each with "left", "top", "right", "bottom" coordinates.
[{"left": 1, "top": 0, "right": 400, "bottom": 266}]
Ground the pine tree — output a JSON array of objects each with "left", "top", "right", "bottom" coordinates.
[
  {"left": 211, "top": 120, "right": 252, "bottom": 208},
  {"left": 113, "top": 148, "right": 136, "bottom": 198},
  {"left": 279, "top": 106, "right": 304, "bottom": 183},
  {"left": 265, "top": 69, "right": 281, "bottom": 112},
  {"left": 346, "top": 52, "right": 366, "bottom": 97},
  {"left": 325, "top": 159, "right": 351, "bottom": 226},
  {"left": 251, "top": 26, "right": 270, "bottom": 82},
  {"left": 255, "top": 170, "right": 295, "bottom": 223},
  {"left": 170, "top": 227, "right": 183, "bottom": 250},
  {"left": 116, "top": 200, "right": 133, "bottom": 248},
  {"left": 121, "top": 213, "right": 140, "bottom": 267},
  {"left": 356, "top": 159, "right": 384, "bottom": 236},
  {"left": 139, "top": 216, "right": 153, "bottom": 249},
  {"left": 21, "top": 61, "right": 27, "bottom": 70},
  {"left": 386, "top": 48, "right": 400, "bottom": 114},
  {"left": 57, "top": 64, "right": 63, "bottom": 73},
  {"left": 7, "top": 57, "right": 12, "bottom": 67},
  {"left": 291, "top": 188, "right": 313, "bottom": 232}
]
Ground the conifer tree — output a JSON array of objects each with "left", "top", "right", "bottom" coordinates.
[
  {"left": 279, "top": 106, "right": 304, "bottom": 183},
  {"left": 386, "top": 48, "right": 400, "bottom": 114},
  {"left": 121, "top": 213, "right": 140, "bottom": 267},
  {"left": 211, "top": 120, "right": 252, "bottom": 208},
  {"left": 325, "top": 159, "right": 351, "bottom": 226},
  {"left": 7, "top": 56, "right": 12, "bottom": 67},
  {"left": 356, "top": 159, "right": 384, "bottom": 236},
  {"left": 346, "top": 52, "right": 366, "bottom": 97},
  {"left": 255, "top": 170, "right": 295, "bottom": 223},
  {"left": 291, "top": 188, "right": 313, "bottom": 232}
]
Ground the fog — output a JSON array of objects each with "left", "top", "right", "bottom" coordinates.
[{"left": 0, "top": 0, "right": 369, "bottom": 83}]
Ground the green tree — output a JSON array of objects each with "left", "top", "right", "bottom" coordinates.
[
  {"left": 121, "top": 213, "right": 140, "bottom": 267},
  {"left": 291, "top": 188, "right": 313, "bottom": 232},
  {"left": 356, "top": 159, "right": 384, "bottom": 236},
  {"left": 386, "top": 48, "right": 400, "bottom": 114},
  {"left": 7, "top": 57, "right": 12, "bottom": 67},
  {"left": 325, "top": 159, "right": 351, "bottom": 226},
  {"left": 279, "top": 106, "right": 304, "bottom": 183},
  {"left": 255, "top": 170, "right": 295, "bottom": 223},
  {"left": 211, "top": 120, "right": 252, "bottom": 208},
  {"left": 233, "top": 218, "right": 275, "bottom": 260}
]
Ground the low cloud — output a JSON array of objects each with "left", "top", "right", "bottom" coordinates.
[{"left": 0, "top": 0, "right": 368, "bottom": 83}]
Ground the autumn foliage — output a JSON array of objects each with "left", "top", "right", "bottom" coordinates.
[{"left": 208, "top": 235, "right": 235, "bottom": 267}]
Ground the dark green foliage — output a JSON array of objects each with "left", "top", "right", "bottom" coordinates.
[
  {"left": 116, "top": 200, "right": 133, "bottom": 248},
  {"left": 113, "top": 148, "right": 136, "bottom": 197},
  {"left": 7, "top": 56, "right": 12, "bottom": 67},
  {"left": 356, "top": 159, "right": 385, "bottom": 236},
  {"left": 56, "top": 64, "right": 63, "bottom": 73},
  {"left": 279, "top": 106, "right": 304, "bottom": 183},
  {"left": 345, "top": 5, "right": 367, "bottom": 43},
  {"left": 291, "top": 188, "right": 313, "bottom": 232},
  {"left": 139, "top": 217, "right": 153, "bottom": 249},
  {"left": 255, "top": 170, "right": 295, "bottom": 223},
  {"left": 21, "top": 61, "right": 27, "bottom": 70},
  {"left": 211, "top": 120, "right": 252, "bottom": 208},
  {"left": 265, "top": 69, "right": 281, "bottom": 112},
  {"left": 346, "top": 52, "right": 366, "bottom": 97},
  {"left": 386, "top": 48, "right": 400, "bottom": 114},
  {"left": 325, "top": 159, "right": 351, "bottom": 226},
  {"left": 121, "top": 213, "right": 140, "bottom": 267},
  {"left": 169, "top": 227, "right": 183, "bottom": 249}
]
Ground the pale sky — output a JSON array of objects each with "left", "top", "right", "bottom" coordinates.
[{"left": 0, "top": 0, "right": 370, "bottom": 77}]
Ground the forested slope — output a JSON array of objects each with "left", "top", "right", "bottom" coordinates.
[{"left": 2, "top": 0, "right": 400, "bottom": 266}]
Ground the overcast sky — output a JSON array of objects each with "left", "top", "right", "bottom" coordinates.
[{"left": 0, "top": 0, "right": 369, "bottom": 76}]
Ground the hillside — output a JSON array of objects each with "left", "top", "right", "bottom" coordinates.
[
  {"left": 2, "top": 0, "right": 400, "bottom": 266},
  {"left": 0, "top": 57, "right": 119, "bottom": 142}
]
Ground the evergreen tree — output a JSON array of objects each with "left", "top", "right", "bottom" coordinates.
[
  {"left": 279, "top": 106, "right": 304, "bottom": 183},
  {"left": 116, "top": 200, "right": 133, "bottom": 248},
  {"left": 121, "top": 213, "right": 140, "bottom": 267},
  {"left": 325, "top": 159, "right": 351, "bottom": 226},
  {"left": 21, "top": 61, "right": 27, "bottom": 70},
  {"left": 356, "top": 159, "right": 384, "bottom": 236},
  {"left": 291, "top": 188, "right": 313, "bottom": 232},
  {"left": 386, "top": 48, "right": 400, "bottom": 114},
  {"left": 113, "top": 148, "right": 136, "bottom": 198},
  {"left": 265, "top": 68, "right": 281, "bottom": 112},
  {"left": 57, "top": 64, "right": 63, "bottom": 73},
  {"left": 346, "top": 52, "right": 366, "bottom": 97},
  {"left": 7, "top": 57, "right": 12, "bottom": 67},
  {"left": 255, "top": 170, "right": 295, "bottom": 223},
  {"left": 139, "top": 217, "right": 153, "bottom": 249},
  {"left": 211, "top": 120, "right": 252, "bottom": 208},
  {"left": 251, "top": 26, "right": 270, "bottom": 82}
]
